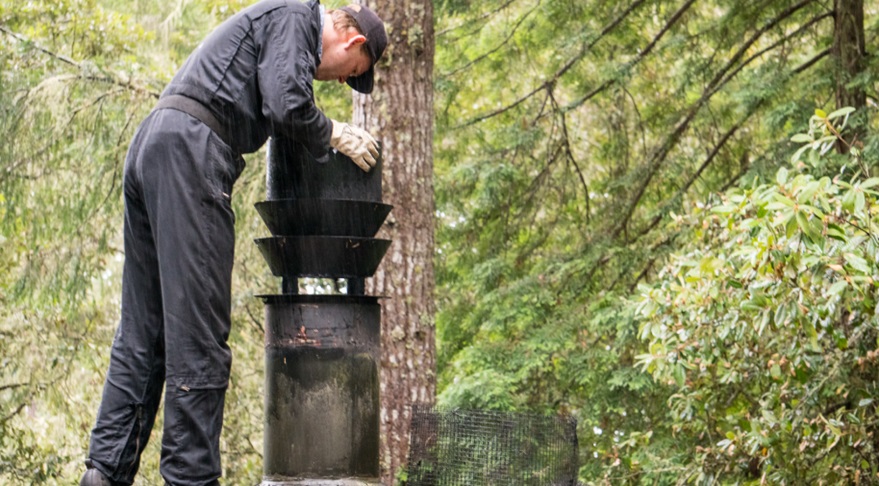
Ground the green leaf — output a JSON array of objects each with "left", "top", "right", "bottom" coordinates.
[
  {"left": 773, "top": 194, "right": 796, "bottom": 207},
  {"left": 844, "top": 253, "right": 871, "bottom": 274},
  {"left": 796, "top": 211, "right": 821, "bottom": 242},
  {"left": 829, "top": 280, "right": 848, "bottom": 296},
  {"left": 843, "top": 189, "right": 857, "bottom": 212},
  {"left": 711, "top": 204, "right": 738, "bottom": 215},
  {"left": 826, "top": 223, "right": 847, "bottom": 242},
  {"left": 766, "top": 201, "right": 792, "bottom": 211},
  {"left": 791, "top": 144, "right": 811, "bottom": 164},
  {"left": 776, "top": 167, "right": 789, "bottom": 185},
  {"left": 758, "top": 309, "right": 771, "bottom": 335},
  {"left": 785, "top": 213, "right": 799, "bottom": 239},
  {"left": 774, "top": 303, "right": 788, "bottom": 326},
  {"left": 770, "top": 363, "right": 782, "bottom": 379},
  {"left": 740, "top": 300, "right": 764, "bottom": 312},
  {"left": 827, "top": 107, "right": 855, "bottom": 120},
  {"left": 673, "top": 365, "right": 686, "bottom": 387},
  {"left": 797, "top": 181, "right": 821, "bottom": 203}
]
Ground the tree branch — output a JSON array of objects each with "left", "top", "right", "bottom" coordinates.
[
  {"left": 440, "top": 0, "right": 543, "bottom": 78},
  {"left": 0, "top": 382, "right": 29, "bottom": 392},
  {"left": 437, "top": 0, "right": 518, "bottom": 38},
  {"left": 610, "top": 0, "right": 821, "bottom": 240},
  {"left": 244, "top": 299, "right": 265, "bottom": 335},
  {"left": 559, "top": 2, "right": 832, "bottom": 299},
  {"left": 1, "top": 402, "right": 27, "bottom": 426},
  {"left": 0, "top": 24, "right": 79, "bottom": 67},
  {"left": 793, "top": 46, "right": 831, "bottom": 74},
  {"left": 455, "top": 0, "right": 650, "bottom": 128},
  {"left": 638, "top": 36, "right": 832, "bottom": 238},
  {"left": 558, "top": 100, "right": 591, "bottom": 226},
  {"left": 0, "top": 24, "right": 160, "bottom": 98},
  {"left": 564, "top": 0, "right": 698, "bottom": 113},
  {"left": 710, "top": 11, "right": 833, "bottom": 98},
  {"left": 639, "top": 119, "right": 747, "bottom": 237}
]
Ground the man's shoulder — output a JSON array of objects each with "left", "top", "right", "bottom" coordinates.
[{"left": 243, "top": 0, "right": 317, "bottom": 18}]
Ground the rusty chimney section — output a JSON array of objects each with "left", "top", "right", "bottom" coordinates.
[{"left": 255, "top": 136, "right": 390, "bottom": 486}]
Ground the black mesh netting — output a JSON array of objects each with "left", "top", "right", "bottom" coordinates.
[{"left": 404, "top": 406, "right": 580, "bottom": 486}]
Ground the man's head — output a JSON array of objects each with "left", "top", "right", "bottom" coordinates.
[{"left": 315, "top": 4, "right": 387, "bottom": 94}]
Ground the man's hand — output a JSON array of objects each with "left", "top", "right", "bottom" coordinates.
[{"left": 330, "top": 120, "right": 379, "bottom": 171}]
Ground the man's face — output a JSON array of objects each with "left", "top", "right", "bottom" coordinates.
[{"left": 315, "top": 31, "right": 371, "bottom": 85}]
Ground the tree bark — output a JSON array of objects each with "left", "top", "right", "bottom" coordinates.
[
  {"left": 352, "top": 0, "right": 437, "bottom": 483},
  {"left": 833, "top": 0, "right": 866, "bottom": 152}
]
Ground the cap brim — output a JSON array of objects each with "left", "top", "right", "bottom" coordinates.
[{"left": 347, "top": 65, "right": 375, "bottom": 94}]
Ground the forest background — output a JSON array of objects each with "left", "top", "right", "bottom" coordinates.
[{"left": 2, "top": 0, "right": 879, "bottom": 484}]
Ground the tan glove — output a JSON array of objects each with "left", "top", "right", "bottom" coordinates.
[{"left": 329, "top": 120, "right": 379, "bottom": 172}]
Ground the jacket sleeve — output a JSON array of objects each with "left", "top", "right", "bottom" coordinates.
[{"left": 257, "top": 7, "right": 332, "bottom": 160}]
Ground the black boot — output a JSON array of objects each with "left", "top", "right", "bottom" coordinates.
[{"left": 80, "top": 467, "right": 114, "bottom": 486}]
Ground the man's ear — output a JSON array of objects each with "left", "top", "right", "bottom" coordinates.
[{"left": 345, "top": 34, "right": 367, "bottom": 50}]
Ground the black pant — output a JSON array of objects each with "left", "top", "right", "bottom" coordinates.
[{"left": 87, "top": 109, "right": 244, "bottom": 486}]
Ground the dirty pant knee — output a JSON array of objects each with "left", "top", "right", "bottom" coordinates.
[{"left": 161, "top": 385, "right": 226, "bottom": 486}]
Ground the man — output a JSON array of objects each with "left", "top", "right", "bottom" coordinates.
[{"left": 79, "top": 1, "right": 387, "bottom": 485}]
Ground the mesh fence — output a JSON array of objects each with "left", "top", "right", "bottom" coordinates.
[{"left": 405, "top": 405, "right": 579, "bottom": 486}]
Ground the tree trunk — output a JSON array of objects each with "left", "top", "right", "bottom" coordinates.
[
  {"left": 833, "top": 0, "right": 866, "bottom": 152},
  {"left": 353, "top": 0, "right": 436, "bottom": 484}
]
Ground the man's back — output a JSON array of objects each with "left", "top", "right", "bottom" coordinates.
[{"left": 163, "top": 0, "right": 331, "bottom": 156}]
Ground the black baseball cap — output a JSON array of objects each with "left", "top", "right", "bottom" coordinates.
[{"left": 340, "top": 4, "right": 387, "bottom": 94}]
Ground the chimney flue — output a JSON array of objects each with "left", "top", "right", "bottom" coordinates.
[{"left": 257, "top": 137, "right": 390, "bottom": 486}]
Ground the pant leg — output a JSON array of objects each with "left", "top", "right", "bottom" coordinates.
[
  {"left": 135, "top": 109, "right": 243, "bottom": 486},
  {"left": 88, "top": 109, "right": 244, "bottom": 486},
  {"left": 87, "top": 117, "right": 169, "bottom": 485}
]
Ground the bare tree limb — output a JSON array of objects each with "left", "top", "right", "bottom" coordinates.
[
  {"left": 244, "top": 299, "right": 265, "bottom": 335},
  {"left": 0, "top": 24, "right": 79, "bottom": 67},
  {"left": 703, "top": 0, "right": 823, "bottom": 95},
  {"left": 793, "top": 46, "right": 832, "bottom": 74},
  {"left": 1, "top": 402, "right": 27, "bottom": 425},
  {"left": 71, "top": 88, "right": 126, "bottom": 121},
  {"left": 559, "top": 107, "right": 591, "bottom": 226},
  {"left": 0, "top": 382, "right": 29, "bottom": 392},
  {"left": 743, "top": 12, "right": 832, "bottom": 69}
]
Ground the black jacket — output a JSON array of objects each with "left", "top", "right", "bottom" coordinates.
[{"left": 163, "top": 0, "right": 332, "bottom": 157}]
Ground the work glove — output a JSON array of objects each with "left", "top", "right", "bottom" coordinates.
[{"left": 329, "top": 120, "right": 379, "bottom": 172}]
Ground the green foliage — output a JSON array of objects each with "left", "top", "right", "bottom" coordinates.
[
  {"left": 635, "top": 111, "right": 879, "bottom": 483},
  {"left": 1, "top": 3, "right": 151, "bottom": 481},
  {"left": 0, "top": 1, "right": 293, "bottom": 483},
  {"left": 435, "top": 0, "right": 878, "bottom": 483},
  {"left": 2, "top": 0, "right": 878, "bottom": 483}
]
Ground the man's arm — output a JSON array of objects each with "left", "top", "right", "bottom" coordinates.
[{"left": 257, "top": 7, "right": 332, "bottom": 160}]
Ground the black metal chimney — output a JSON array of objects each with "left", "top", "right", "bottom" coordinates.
[{"left": 256, "top": 137, "right": 390, "bottom": 485}]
